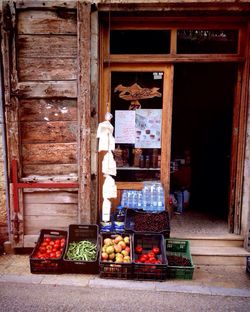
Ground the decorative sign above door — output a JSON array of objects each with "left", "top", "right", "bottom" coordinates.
[{"left": 114, "top": 83, "right": 162, "bottom": 110}]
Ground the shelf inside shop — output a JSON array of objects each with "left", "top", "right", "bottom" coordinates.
[{"left": 117, "top": 166, "right": 160, "bottom": 171}]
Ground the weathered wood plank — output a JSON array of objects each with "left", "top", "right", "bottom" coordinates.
[
  {"left": 19, "top": 99, "right": 77, "bottom": 122},
  {"left": 21, "top": 121, "right": 77, "bottom": 143},
  {"left": 25, "top": 203, "right": 78, "bottom": 217},
  {"left": 15, "top": 81, "right": 77, "bottom": 98},
  {"left": 18, "top": 35, "right": 77, "bottom": 58},
  {"left": 18, "top": 10, "right": 77, "bottom": 35},
  {"left": 22, "top": 164, "right": 78, "bottom": 176},
  {"left": 78, "top": 1, "right": 91, "bottom": 224},
  {"left": 24, "top": 191, "right": 78, "bottom": 204},
  {"left": 16, "top": 1, "right": 77, "bottom": 9},
  {"left": 24, "top": 215, "right": 77, "bottom": 235},
  {"left": 18, "top": 58, "right": 77, "bottom": 81},
  {"left": 22, "top": 143, "right": 77, "bottom": 164}
]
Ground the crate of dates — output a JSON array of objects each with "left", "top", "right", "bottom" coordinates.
[
  {"left": 133, "top": 233, "right": 167, "bottom": 281},
  {"left": 64, "top": 224, "right": 99, "bottom": 274},
  {"left": 165, "top": 239, "right": 195, "bottom": 280},
  {"left": 125, "top": 209, "right": 170, "bottom": 237},
  {"left": 99, "top": 233, "right": 133, "bottom": 279},
  {"left": 30, "top": 229, "right": 67, "bottom": 274}
]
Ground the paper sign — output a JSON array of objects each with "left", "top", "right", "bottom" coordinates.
[
  {"left": 115, "top": 110, "right": 135, "bottom": 144},
  {"left": 135, "top": 109, "right": 162, "bottom": 148}
]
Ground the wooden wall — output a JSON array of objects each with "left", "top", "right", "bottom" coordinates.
[{"left": 12, "top": 8, "right": 79, "bottom": 241}]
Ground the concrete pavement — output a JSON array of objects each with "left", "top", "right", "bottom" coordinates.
[{"left": 0, "top": 254, "right": 250, "bottom": 298}]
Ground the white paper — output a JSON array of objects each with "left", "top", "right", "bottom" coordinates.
[
  {"left": 115, "top": 110, "right": 135, "bottom": 144},
  {"left": 135, "top": 109, "right": 162, "bottom": 148}
]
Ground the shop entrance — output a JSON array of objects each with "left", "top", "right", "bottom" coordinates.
[{"left": 170, "top": 63, "right": 237, "bottom": 233}]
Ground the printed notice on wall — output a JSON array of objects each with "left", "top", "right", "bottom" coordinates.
[
  {"left": 135, "top": 109, "right": 162, "bottom": 148},
  {"left": 115, "top": 110, "right": 135, "bottom": 144}
]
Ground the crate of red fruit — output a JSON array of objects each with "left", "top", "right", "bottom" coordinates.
[
  {"left": 30, "top": 229, "right": 67, "bottom": 274},
  {"left": 125, "top": 209, "right": 170, "bottom": 237},
  {"left": 133, "top": 233, "right": 167, "bottom": 281},
  {"left": 99, "top": 233, "right": 133, "bottom": 279},
  {"left": 64, "top": 224, "right": 99, "bottom": 274},
  {"left": 165, "top": 239, "right": 195, "bottom": 280}
]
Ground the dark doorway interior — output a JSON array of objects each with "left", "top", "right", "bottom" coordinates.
[{"left": 170, "top": 63, "right": 237, "bottom": 220}]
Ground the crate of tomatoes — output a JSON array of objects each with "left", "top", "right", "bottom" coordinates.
[
  {"left": 30, "top": 229, "right": 67, "bottom": 274},
  {"left": 133, "top": 233, "right": 167, "bottom": 281}
]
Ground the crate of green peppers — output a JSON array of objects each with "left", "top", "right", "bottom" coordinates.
[{"left": 63, "top": 224, "right": 99, "bottom": 274}]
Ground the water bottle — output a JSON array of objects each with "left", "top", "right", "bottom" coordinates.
[
  {"left": 142, "top": 184, "right": 151, "bottom": 211},
  {"left": 151, "top": 183, "right": 158, "bottom": 212},
  {"left": 137, "top": 191, "right": 143, "bottom": 209},
  {"left": 127, "top": 190, "right": 133, "bottom": 208},
  {"left": 121, "top": 190, "right": 128, "bottom": 207},
  {"left": 157, "top": 184, "right": 165, "bottom": 212},
  {"left": 132, "top": 191, "right": 138, "bottom": 209}
]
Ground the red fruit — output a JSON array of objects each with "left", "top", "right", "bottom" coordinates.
[
  {"left": 152, "top": 247, "right": 160, "bottom": 255},
  {"left": 135, "top": 245, "right": 143, "bottom": 254}
]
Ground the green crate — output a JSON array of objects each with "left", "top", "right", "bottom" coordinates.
[{"left": 165, "top": 239, "right": 195, "bottom": 280}]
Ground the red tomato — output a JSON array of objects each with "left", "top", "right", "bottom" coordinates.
[
  {"left": 39, "top": 246, "right": 46, "bottom": 254},
  {"left": 44, "top": 237, "right": 51, "bottom": 243},
  {"left": 61, "top": 238, "right": 66, "bottom": 245},
  {"left": 152, "top": 247, "right": 160, "bottom": 255},
  {"left": 135, "top": 245, "right": 143, "bottom": 254},
  {"left": 149, "top": 257, "right": 156, "bottom": 264},
  {"left": 49, "top": 241, "right": 55, "bottom": 246},
  {"left": 49, "top": 252, "right": 56, "bottom": 258},
  {"left": 56, "top": 251, "right": 62, "bottom": 258},
  {"left": 46, "top": 245, "right": 52, "bottom": 252},
  {"left": 147, "top": 252, "right": 155, "bottom": 258},
  {"left": 139, "top": 255, "right": 147, "bottom": 263},
  {"left": 54, "top": 243, "right": 60, "bottom": 250},
  {"left": 155, "top": 260, "right": 162, "bottom": 264},
  {"left": 41, "top": 242, "right": 47, "bottom": 247},
  {"left": 55, "top": 239, "right": 61, "bottom": 245}
]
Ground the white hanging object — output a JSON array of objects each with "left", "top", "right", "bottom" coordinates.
[
  {"left": 102, "top": 151, "right": 117, "bottom": 176},
  {"left": 102, "top": 198, "right": 111, "bottom": 221},
  {"left": 96, "top": 120, "right": 115, "bottom": 152},
  {"left": 103, "top": 175, "right": 117, "bottom": 199}
]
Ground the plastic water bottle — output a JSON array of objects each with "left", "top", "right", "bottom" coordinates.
[
  {"left": 157, "top": 184, "right": 165, "bottom": 212},
  {"left": 151, "top": 184, "right": 158, "bottom": 211},
  {"left": 137, "top": 191, "right": 143, "bottom": 209},
  {"left": 142, "top": 184, "right": 151, "bottom": 211},
  {"left": 132, "top": 191, "right": 138, "bottom": 209},
  {"left": 121, "top": 190, "right": 128, "bottom": 207}
]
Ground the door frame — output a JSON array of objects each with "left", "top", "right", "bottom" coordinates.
[{"left": 99, "top": 15, "right": 250, "bottom": 233}]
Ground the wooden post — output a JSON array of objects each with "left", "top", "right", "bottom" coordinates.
[{"left": 77, "top": 1, "right": 92, "bottom": 223}]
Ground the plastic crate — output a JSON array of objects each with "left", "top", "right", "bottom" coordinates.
[
  {"left": 30, "top": 229, "right": 67, "bottom": 274},
  {"left": 99, "top": 233, "right": 133, "bottom": 279},
  {"left": 165, "top": 239, "right": 195, "bottom": 280},
  {"left": 124, "top": 209, "right": 170, "bottom": 237},
  {"left": 63, "top": 224, "right": 99, "bottom": 274},
  {"left": 133, "top": 233, "right": 167, "bottom": 281}
]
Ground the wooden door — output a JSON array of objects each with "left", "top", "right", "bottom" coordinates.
[
  {"left": 1, "top": 1, "right": 92, "bottom": 247},
  {"left": 99, "top": 64, "right": 174, "bottom": 214}
]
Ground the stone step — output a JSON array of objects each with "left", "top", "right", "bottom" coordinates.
[
  {"left": 171, "top": 234, "right": 244, "bottom": 248},
  {"left": 191, "top": 246, "right": 250, "bottom": 266}
]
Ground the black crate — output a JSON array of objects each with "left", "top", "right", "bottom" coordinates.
[
  {"left": 133, "top": 233, "right": 167, "bottom": 281},
  {"left": 30, "top": 229, "right": 67, "bottom": 274},
  {"left": 99, "top": 233, "right": 133, "bottom": 279},
  {"left": 63, "top": 224, "right": 99, "bottom": 274},
  {"left": 124, "top": 209, "right": 170, "bottom": 237}
]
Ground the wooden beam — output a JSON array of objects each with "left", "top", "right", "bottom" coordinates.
[
  {"left": 15, "top": 0, "right": 77, "bottom": 9},
  {"left": 77, "top": 1, "right": 91, "bottom": 223}
]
